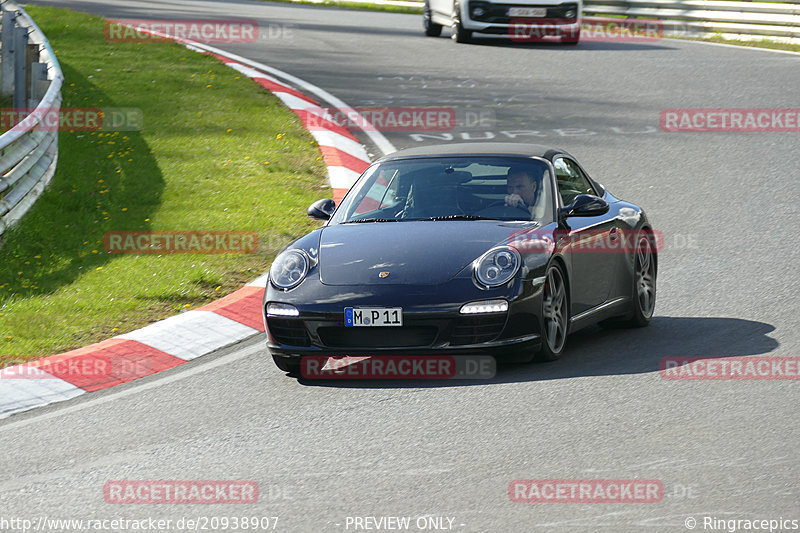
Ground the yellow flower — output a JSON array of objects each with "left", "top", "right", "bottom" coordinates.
[{"left": 96, "top": 267, "right": 103, "bottom": 271}]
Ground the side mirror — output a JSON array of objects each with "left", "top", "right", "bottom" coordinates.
[
  {"left": 559, "top": 194, "right": 609, "bottom": 219},
  {"left": 307, "top": 198, "right": 335, "bottom": 220}
]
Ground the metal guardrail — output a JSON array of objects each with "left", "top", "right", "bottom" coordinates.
[
  {"left": 0, "top": 0, "right": 62, "bottom": 240},
  {"left": 582, "top": 0, "right": 800, "bottom": 42}
]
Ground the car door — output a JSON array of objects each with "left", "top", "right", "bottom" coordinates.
[
  {"left": 553, "top": 156, "right": 619, "bottom": 315},
  {"left": 430, "top": 0, "right": 454, "bottom": 22}
]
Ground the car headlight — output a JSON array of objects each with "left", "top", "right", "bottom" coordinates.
[
  {"left": 474, "top": 246, "right": 521, "bottom": 288},
  {"left": 270, "top": 249, "right": 310, "bottom": 290}
]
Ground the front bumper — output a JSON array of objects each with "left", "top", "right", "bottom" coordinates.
[
  {"left": 460, "top": 0, "right": 581, "bottom": 35},
  {"left": 264, "top": 277, "right": 544, "bottom": 358}
]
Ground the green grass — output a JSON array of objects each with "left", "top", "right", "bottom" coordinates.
[{"left": 0, "top": 7, "right": 328, "bottom": 360}]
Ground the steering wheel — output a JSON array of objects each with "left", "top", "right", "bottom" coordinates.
[{"left": 475, "top": 200, "right": 532, "bottom": 220}]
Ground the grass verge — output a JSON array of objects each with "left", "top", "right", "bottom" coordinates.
[{"left": 0, "top": 7, "right": 328, "bottom": 360}]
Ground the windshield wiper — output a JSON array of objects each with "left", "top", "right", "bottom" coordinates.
[
  {"left": 344, "top": 218, "right": 401, "bottom": 223},
  {"left": 423, "top": 215, "right": 495, "bottom": 221}
]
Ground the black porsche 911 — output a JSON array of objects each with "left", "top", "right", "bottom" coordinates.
[{"left": 264, "top": 143, "right": 657, "bottom": 374}]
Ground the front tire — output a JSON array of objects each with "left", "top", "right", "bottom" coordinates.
[
  {"left": 628, "top": 231, "right": 656, "bottom": 327},
  {"left": 537, "top": 262, "right": 569, "bottom": 361},
  {"left": 424, "top": 1, "right": 443, "bottom": 36},
  {"left": 451, "top": 6, "right": 472, "bottom": 43}
]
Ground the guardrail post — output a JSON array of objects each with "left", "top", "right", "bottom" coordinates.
[
  {"left": 25, "top": 41, "right": 38, "bottom": 107},
  {"left": 1, "top": 10, "right": 16, "bottom": 98},
  {"left": 29, "top": 61, "right": 47, "bottom": 105},
  {"left": 12, "top": 25, "right": 26, "bottom": 109}
]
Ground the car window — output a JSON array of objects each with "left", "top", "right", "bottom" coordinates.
[
  {"left": 330, "top": 156, "right": 554, "bottom": 223},
  {"left": 553, "top": 157, "right": 596, "bottom": 206}
]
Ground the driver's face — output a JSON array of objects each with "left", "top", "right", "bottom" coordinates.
[{"left": 507, "top": 173, "right": 537, "bottom": 205}]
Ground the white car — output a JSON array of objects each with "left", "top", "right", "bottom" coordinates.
[{"left": 424, "top": 0, "right": 582, "bottom": 44}]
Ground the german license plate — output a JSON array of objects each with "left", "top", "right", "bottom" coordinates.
[
  {"left": 508, "top": 7, "right": 547, "bottom": 16},
  {"left": 345, "top": 307, "right": 403, "bottom": 327}
]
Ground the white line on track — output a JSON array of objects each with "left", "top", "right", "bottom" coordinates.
[{"left": 663, "top": 37, "right": 800, "bottom": 57}]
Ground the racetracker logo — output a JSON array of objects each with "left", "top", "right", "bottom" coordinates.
[
  {"left": 104, "top": 231, "right": 258, "bottom": 254},
  {"left": 1, "top": 107, "right": 143, "bottom": 132},
  {"left": 105, "top": 19, "right": 259, "bottom": 43},
  {"left": 660, "top": 109, "right": 800, "bottom": 132},
  {"left": 104, "top": 481, "right": 258, "bottom": 504},
  {"left": 660, "top": 357, "right": 800, "bottom": 380},
  {"left": 509, "top": 479, "right": 663, "bottom": 503},
  {"left": 509, "top": 228, "right": 663, "bottom": 254},
  {"left": 510, "top": 17, "right": 663, "bottom": 43},
  {"left": 300, "top": 355, "right": 496, "bottom": 379},
  {"left": 304, "top": 107, "right": 457, "bottom": 132},
  {"left": 0, "top": 356, "right": 153, "bottom": 380}
]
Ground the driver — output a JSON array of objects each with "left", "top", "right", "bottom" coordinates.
[{"left": 504, "top": 166, "right": 540, "bottom": 217}]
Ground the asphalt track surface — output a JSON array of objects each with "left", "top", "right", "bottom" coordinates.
[{"left": 3, "top": 1, "right": 799, "bottom": 531}]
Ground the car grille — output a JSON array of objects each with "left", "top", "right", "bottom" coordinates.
[
  {"left": 317, "top": 326, "right": 438, "bottom": 348},
  {"left": 451, "top": 314, "right": 507, "bottom": 345},
  {"left": 468, "top": 2, "right": 579, "bottom": 24},
  {"left": 267, "top": 318, "right": 311, "bottom": 347}
]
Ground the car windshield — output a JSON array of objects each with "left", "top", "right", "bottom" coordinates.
[{"left": 329, "top": 156, "right": 554, "bottom": 224}]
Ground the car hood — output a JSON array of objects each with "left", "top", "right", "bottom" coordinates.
[{"left": 318, "top": 220, "right": 532, "bottom": 286}]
